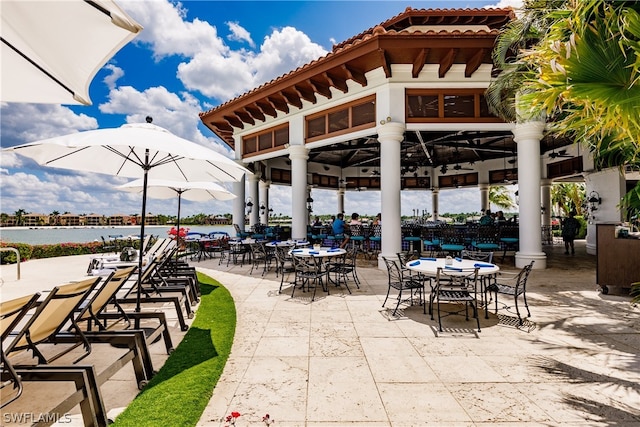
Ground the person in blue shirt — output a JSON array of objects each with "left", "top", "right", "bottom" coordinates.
[
  {"left": 332, "top": 213, "right": 350, "bottom": 248},
  {"left": 479, "top": 209, "right": 494, "bottom": 226}
]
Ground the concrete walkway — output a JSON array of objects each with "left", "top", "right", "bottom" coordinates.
[
  {"left": 1, "top": 241, "right": 639, "bottom": 426},
  {"left": 192, "top": 241, "right": 640, "bottom": 426}
]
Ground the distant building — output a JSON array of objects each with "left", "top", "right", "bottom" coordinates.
[
  {"left": 208, "top": 215, "right": 231, "bottom": 225},
  {"left": 22, "top": 213, "right": 50, "bottom": 227},
  {"left": 85, "top": 213, "right": 105, "bottom": 226},
  {"left": 109, "top": 214, "right": 130, "bottom": 226},
  {"left": 58, "top": 213, "right": 81, "bottom": 226}
]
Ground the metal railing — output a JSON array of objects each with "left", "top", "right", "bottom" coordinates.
[{"left": 0, "top": 247, "right": 21, "bottom": 280}]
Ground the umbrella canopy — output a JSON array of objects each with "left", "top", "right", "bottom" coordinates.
[
  {"left": 4, "top": 121, "right": 248, "bottom": 183},
  {"left": 117, "top": 179, "right": 237, "bottom": 202},
  {"left": 4, "top": 119, "right": 249, "bottom": 311},
  {"left": 1, "top": 0, "right": 142, "bottom": 105}
]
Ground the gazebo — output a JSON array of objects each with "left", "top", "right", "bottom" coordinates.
[{"left": 200, "top": 6, "right": 630, "bottom": 269}]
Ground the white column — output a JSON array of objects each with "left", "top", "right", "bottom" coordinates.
[
  {"left": 431, "top": 188, "right": 439, "bottom": 221},
  {"left": 584, "top": 167, "right": 626, "bottom": 254},
  {"left": 248, "top": 172, "right": 260, "bottom": 228},
  {"left": 513, "top": 121, "right": 547, "bottom": 269},
  {"left": 289, "top": 145, "right": 309, "bottom": 240},
  {"left": 541, "top": 179, "right": 552, "bottom": 227},
  {"left": 377, "top": 121, "right": 405, "bottom": 269},
  {"left": 259, "top": 180, "right": 270, "bottom": 225},
  {"left": 233, "top": 175, "right": 246, "bottom": 232},
  {"left": 479, "top": 183, "right": 490, "bottom": 212},
  {"left": 337, "top": 186, "right": 345, "bottom": 215}
]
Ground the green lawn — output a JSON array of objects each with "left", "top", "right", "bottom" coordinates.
[{"left": 112, "top": 273, "right": 235, "bottom": 426}]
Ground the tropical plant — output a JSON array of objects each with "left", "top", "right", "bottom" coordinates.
[
  {"left": 13, "top": 209, "right": 26, "bottom": 226},
  {"left": 489, "top": 185, "right": 517, "bottom": 210},
  {"left": 551, "top": 183, "right": 585, "bottom": 216},
  {"left": 488, "top": 0, "right": 640, "bottom": 214}
]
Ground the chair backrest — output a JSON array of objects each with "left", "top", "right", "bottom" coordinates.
[
  {"left": 461, "top": 250, "right": 493, "bottom": 263},
  {"left": 475, "top": 226, "right": 499, "bottom": 243},
  {"left": 0, "top": 293, "right": 41, "bottom": 342},
  {"left": 435, "top": 267, "right": 479, "bottom": 290},
  {"left": 6, "top": 277, "right": 101, "bottom": 354},
  {"left": 383, "top": 256, "right": 402, "bottom": 283},
  {"left": 76, "top": 266, "right": 137, "bottom": 324},
  {"left": 440, "top": 226, "right": 465, "bottom": 244}
]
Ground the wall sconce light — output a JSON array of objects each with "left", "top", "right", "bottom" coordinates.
[
  {"left": 379, "top": 116, "right": 392, "bottom": 125},
  {"left": 541, "top": 206, "right": 546, "bottom": 214},
  {"left": 245, "top": 197, "right": 253, "bottom": 215},
  {"left": 260, "top": 202, "right": 266, "bottom": 216},
  {"left": 514, "top": 190, "right": 519, "bottom": 205},
  {"left": 306, "top": 195, "right": 314, "bottom": 213},
  {"left": 588, "top": 191, "right": 602, "bottom": 211}
]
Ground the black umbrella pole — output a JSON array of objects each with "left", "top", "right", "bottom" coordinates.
[{"left": 136, "top": 162, "right": 150, "bottom": 313}]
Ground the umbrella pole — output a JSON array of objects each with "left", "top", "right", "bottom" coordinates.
[
  {"left": 136, "top": 154, "right": 150, "bottom": 313},
  {"left": 175, "top": 191, "right": 182, "bottom": 274}
]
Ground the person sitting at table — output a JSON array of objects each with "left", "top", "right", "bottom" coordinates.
[
  {"left": 312, "top": 216, "right": 322, "bottom": 227},
  {"left": 332, "top": 213, "right": 350, "bottom": 248},
  {"left": 373, "top": 212, "right": 381, "bottom": 225},
  {"left": 349, "top": 212, "right": 362, "bottom": 226},
  {"left": 495, "top": 210, "right": 506, "bottom": 226},
  {"left": 479, "top": 209, "right": 494, "bottom": 226}
]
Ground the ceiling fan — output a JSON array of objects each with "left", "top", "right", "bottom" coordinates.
[
  {"left": 548, "top": 149, "right": 571, "bottom": 159},
  {"left": 452, "top": 163, "right": 473, "bottom": 171}
]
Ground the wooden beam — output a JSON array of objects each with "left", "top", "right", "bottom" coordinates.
[
  {"left": 280, "top": 90, "right": 303, "bottom": 110},
  {"left": 293, "top": 84, "right": 317, "bottom": 104},
  {"left": 439, "top": 48, "right": 458, "bottom": 78},
  {"left": 412, "top": 48, "right": 428, "bottom": 78},
  {"left": 323, "top": 71, "right": 348, "bottom": 93},
  {"left": 342, "top": 63, "right": 368, "bottom": 86},
  {"left": 374, "top": 49, "right": 391, "bottom": 78},
  {"left": 235, "top": 110, "right": 255, "bottom": 126},
  {"left": 212, "top": 121, "right": 233, "bottom": 132},
  {"left": 256, "top": 101, "right": 277, "bottom": 118},
  {"left": 223, "top": 115, "right": 244, "bottom": 129},
  {"left": 465, "top": 48, "right": 486, "bottom": 77},
  {"left": 267, "top": 95, "right": 289, "bottom": 114},
  {"left": 244, "top": 106, "right": 265, "bottom": 122},
  {"left": 307, "top": 78, "right": 332, "bottom": 99}
]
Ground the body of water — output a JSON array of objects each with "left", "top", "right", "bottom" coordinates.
[{"left": 0, "top": 225, "right": 237, "bottom": 245}]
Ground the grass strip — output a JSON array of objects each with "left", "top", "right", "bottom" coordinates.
[{"left": 112, "top": 272, "right": 235, "bottom": 427}]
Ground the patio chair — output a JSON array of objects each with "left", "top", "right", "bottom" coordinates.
[
  {"left": 274, "top": 245, "right": 296, "bottom": 293},
  {"left": 382, "top": 256, "right": 426, "bottom": 316},
  {"left": 248, "top": 242, "right": 273, "bottom": 276},
  {"left": 471, "top": 226, "right": 500, "bottom": 252},
  {"left": 100, "top": 236, "right": 117, "bottom": 253},
  {"left": 438, "top": 226, "right": 467, "bottom": 257},
  {"left": 432, "top": 267, "right": 481, "bottom": 333},
  {"left": 498, "top": 225, "right": 519, "bottom": 262},
  {"left": 488, "top": 261, "right": 534, "bottom": 324},
  {"left": 461, "top": 250, "right": 495, "bottom": 318},
  {"left": 291, "top": 254, "right": 328, "bottom": 302},
  {"left": 75, "top": 266, "right": 174, "bottom": 356},
  {"left": 326, "top": 246, "right": 359, "bottom": 293},
  {"left": 1, "top": 293, "right": 40, "bottom": 408}
]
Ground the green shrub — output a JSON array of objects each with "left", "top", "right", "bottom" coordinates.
[{"left": 0, "top": 241, "right": 101, "bottom": 264}]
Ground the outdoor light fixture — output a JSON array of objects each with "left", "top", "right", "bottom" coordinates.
[
  {"left": 306, "top": 195, "right": 314, "bottom": 212},
  {"left": 245, "top": 197, "right": 253, "bottom": 215},
  {"left": 588, "top": 191, "right": 602, "bottom": 211},
  {"left": 260, "top": 202, "right": 266, "bottom": 216}
]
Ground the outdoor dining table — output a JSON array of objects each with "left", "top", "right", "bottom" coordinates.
[
  {"left": 289, "top": 247, "right": 345, "bottom": 258},
  {"left": 406, "top": 257, "right": 499, "bottom": 318},
  {"left": 266, "top": 240, "right": 310, "bottom": 248}
]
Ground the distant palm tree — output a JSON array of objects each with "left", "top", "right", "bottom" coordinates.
[
  {"left": 489, "top": 185, "right": 516, "bottom": 210},
  {"left": 14, "top": 209, "right": 26, "bottom": 226},
  {"left": 552, "top": 183, "right": 585, "bottom": 216}
]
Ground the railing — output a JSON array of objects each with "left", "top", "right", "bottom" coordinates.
[{"left": 0, "top": 247, "right": 21, "bottom": 280}]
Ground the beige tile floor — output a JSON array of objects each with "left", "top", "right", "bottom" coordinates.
[{"left": 1, "top": 241, "right": 639, "bottom": 426}]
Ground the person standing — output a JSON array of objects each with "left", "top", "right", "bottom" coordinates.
[{"left": 562, "top": 210, "right": 579, "bottom": 255}]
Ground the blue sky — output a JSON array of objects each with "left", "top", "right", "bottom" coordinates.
[{"left": 1, "top": 0, "right": 519, "bottom": 219}]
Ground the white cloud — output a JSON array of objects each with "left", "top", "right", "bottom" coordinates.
[
  {"left": 98, "top": 85, "right": 233, "bottom": 156},
  {"left": 103, "top": 64, "right": 125, "bottom": 91},
  {"left": 227, "top": 21, "right": 255, "bottom": 48}
]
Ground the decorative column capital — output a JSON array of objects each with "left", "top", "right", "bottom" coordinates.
[
  {"left": 248, "top": 172, "right": 261, "bottom": 182},
  {"left": 376, "top": 121, "right": 405, "bottom": 142},
  {"left": 513, "top": 121, "right": 545, "bottom": 143},
  {"left": 288, "top": 144, "right": 309, "bottom": 161}
]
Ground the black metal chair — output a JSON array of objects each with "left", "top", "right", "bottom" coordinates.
[
  {"left": 432, "top": 267, "right": 481, "bottom": 333},
  {"left": 274, "top": 245, "right": 296, "bottom": 293},
  {"left": 327, "top": 246, "right": 360, "bottom": 293},
  {"left": 488, "top": 261, "right": 534, "bottom": 324},
  {"left": 382, "top": 256, "right": 426, "bottom": 316},
  {"left": 291, "top": 254, "right": 328, "bottom": 301},
  {"left": 248, "top": 242, "right": 273, "bottom": 276}
]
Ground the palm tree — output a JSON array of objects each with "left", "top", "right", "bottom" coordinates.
[
  {"left": 488, "top": 1, "right": 640, "bottom": 214},
  {"left": 489, "top": 185, "right": 517, "bottom": 210},
  {"left": 551, "top": 183, "right": 585, "bottom": 216},
  {"left": 13, "top": 209, "right": 26, "bottom": 226}
]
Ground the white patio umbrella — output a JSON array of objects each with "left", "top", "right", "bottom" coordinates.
[
  {"left": 1, "top": 0, "right": 142, "bottom": 105},
  {"left": 117, "top": 178, "right": 236, "bottom": 248},
  {"left": 4, "top": 118, "right": 249, "bottom": 310}
]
